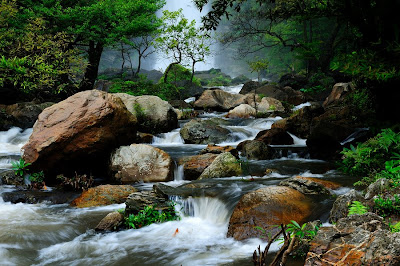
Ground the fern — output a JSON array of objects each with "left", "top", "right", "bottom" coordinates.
[{"left": 348, "top": 201, "right": 368, "bottom": 216}]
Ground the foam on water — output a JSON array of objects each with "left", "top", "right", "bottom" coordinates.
[
  {"left": 152, "top": 129, "right": 184, "bottom": 145},
  {"left": 0, "top": 127, "right": 32, "bottom": 156}
]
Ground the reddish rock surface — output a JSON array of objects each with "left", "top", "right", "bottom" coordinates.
[
  {"left": 179, "top": 153, "right": 218, "bottom": 180},
  {"left": 227, "top": 186, "right": 313, "bottom": 240},
  {"left": 22, "top": 90, "right": 137, "bottom": 177},
  {"left": 71, "top": 185, "right": 136, "bottom": 208}
]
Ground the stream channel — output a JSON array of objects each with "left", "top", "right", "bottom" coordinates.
[{"left": 0, "top": 85, "right": 355, "bottom": 265}]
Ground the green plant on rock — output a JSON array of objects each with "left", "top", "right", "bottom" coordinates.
[
  {"left": 125, "top": 203, "right": 180, "bottom": 229},
  {"left": 340, "top": 128, "right": 400, "bottom": 186},
  {"left": 11, "top": 158, "right": 31, "bottom": 177},
  {"left": 389, "top": 221, "right": 400, "bottom": 233},
  {"left": 348, "top": 201, "right": 368, "bottom": 216},
  {"left": 374, "top": 194, "right": 400, "bottom": 217},
  {"left": 29, "top": 171, "right": 44, "bottom": 183}
]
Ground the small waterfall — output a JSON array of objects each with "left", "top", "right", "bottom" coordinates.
[
  {"left": 174, "top": 196, "right": 231, "bottom": 225},
  {"left": 152, "top": 129, "right": 184, "bottom": 145},
  {"left": 292, "top": 102, "right": 311, "bottom": 111},
  {"left": 288, "top": 132, "right": 307, "bottom": 146},
  {"left": 174, "top": 164, "right": 184, "bottom": 181}
]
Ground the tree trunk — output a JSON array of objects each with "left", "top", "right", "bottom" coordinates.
[
  {"left": 79, "top": 41, "right": 104, "bottom": 91},
  {"left": 120, "top": 42, "right": 125, "bottom": 74},
  {"left": 191, "top": 61, "right": 196, "bottom": 82},
  {"left": 135, "top": 51, "right": 143, "bottom": 78}
]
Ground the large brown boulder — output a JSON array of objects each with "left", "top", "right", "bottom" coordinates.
[
  {"left": 178, "top": 153, "right": 218, "bottom": 180},
  {"left": 199, "top": 144, "right": 238, "bottom": 157},
  {"left": 306, "top": 213, "right": 400, "bottom": 266},
  {"left": 239, "top": 81, "right": 261, "bottom": 94},
  {"left": 279, "top": 176, "right": 341, "bottom": 195},
  {"left": 110, "top": 144, "right": 174, "bottom": 183},
  {"left": 307, "top": 105, "right": 360, "bottom": 159},
  {"left": 114, "top": 93, "right": 178, "bottom": 134},
  {"left": 257, "top": 97, "right": 285, "bottom": 113},
  {"left": 227, "top": 186, "right": 313, "bottom": 240},
  {"left": 180, "top": 119, "right": 230, "bottom": 144},
  {"left": 70, "top": 185, "right": 136, "bottom": 208},
  {"left": 271, "top": 102, "right": 324, "bottom": 139},
  {"left": 193, "top": 89, "right": 245, "bottom": 111},
  {"left": 22, "top": 90, "right": 137, "bottom": 177}
]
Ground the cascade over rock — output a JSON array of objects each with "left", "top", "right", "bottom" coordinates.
[
  {"left": 110, "top": 144, "right": 174, "bottom": 183},
  {"left": 227, "top": 186, "right": 313, "bottom": 240},
  {"left": 114, "top": 93, "right": 178, "bottom": 134},
  {"left": 21, "top": 90, "right": 137, "bottom": 177},
  {"left": 255, "top": 128, "right": 294, "bottom": 145}
]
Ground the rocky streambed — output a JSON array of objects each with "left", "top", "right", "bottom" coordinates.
[{"left": 0, "top": 83, "right": 369, "bottom": 265}]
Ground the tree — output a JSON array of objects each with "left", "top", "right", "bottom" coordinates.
[
  {"left": 123, "top": 34, "right": 158, "bottom": 78},
  {"left": 248, "top": 58, "right": 269, "bottom": 83},
  {"left": 155, "top": 9, "right": 211, "bottom": 83},
  {"left": 56, "top": 0, "right": 165, "bottom": 91},
  {"left": 0, "top": 1, "right": 83, "bottom": 99}
]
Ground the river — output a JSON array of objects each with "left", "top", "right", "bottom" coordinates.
[{"left": 0, "top": 85, "right": 354, "bottom": 265}]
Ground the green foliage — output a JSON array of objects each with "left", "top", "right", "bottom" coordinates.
[
  {"left": 348, "top": 201, "right": 368, "bottom": 216},
  {"left": 248, "top": 58, "right": 269, "bottom": 81},
  {"left": 159, "top": 64, "right": 201, "bottom": 87},
  {"left": 300, "top": 85, "right": 325, "bottom": 94},
  {"left": 29, "top": 171, "right": 44, "bottom": 183},
  {"left": 0, "top": 17, "right": 83, "bottom": 95},
  {"left": 11, "top": 158, "right": 31, "bottom": 177},
  {"left": 205, "top": 74, "right": 232, "bottom": 86},
  {"left": 389, "top": 221, "right": 400, "bottom": 233},
  {"left": 374, "top": 194, "right": 400, "bottom": 217},
  {"left": 331, "top": 49, "right": 400, "bottom": 82},
  {"left": 340, "top": 129, "right": 400, "bottom": 186},
  {"left": 286, "top": 220, "right": 319, "bottom": 241},
  {"left": 347, "top": 88, "right": 374, "bottom": 115},
  {"left": 125, "top": 203, "right": 180, "bottom": 229}
]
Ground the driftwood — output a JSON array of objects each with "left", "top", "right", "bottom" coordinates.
[{"left": 252, "top": 224, "right": 297, "bottom": 266}]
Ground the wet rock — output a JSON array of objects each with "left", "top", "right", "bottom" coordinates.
[
  {"left": 279, "top": 176, "right": 340, "bottom": 195},
  {"left": 2, "top": 189, "right": 80, "bottom": 204},
  {"left": 281, "top": 86, "right": 306, "bottom": 105},
  {"left": 365, "top": 178, "right": 392, "bottom": 200},
  {"left": 198, "top": 152, "right": 242, "bottom": 179},
  {"left": 256, "top": 128, "right": 294, "bottom": 145},
  {"left": 239, "top": 140, "right": 273, "bottom": 160},
  {"left": 227, "top": 186, "right": 313, "bottom": 240},
  {"left": 271, "top": 102, "right": 324, "bottom": 139},
  {"left": 307, "top": 105, "right": 359, "bottom": 159},
  {"left": 323, "top": 82, "right": 353, "bottom": 108},
  {"left": 329, "top": 189, "right": 365, "bottom": 223},
  {"left": 226, "top": 104, "right": 256, "bottom": 118},
  {"left": 22, "top": 90, "right": 137, "bottom": 178},
  {"left": 95, "top": 211, "right": 124, "bottom": 231},
  {"left": 110, "top": 144, "right": 173, "bottom": 183},
  {"left": 278, "top": 73, "right": 308, "bottom": 90},
  {"left": 239, "top": 81, "right": 261, "bottom": 94},
  {"left": 169, "top": 100, "right": 192, "bottom": 109},
  {"left": 179, "top": 153, "right": 218, "bottom": 180},
  {"left": 136, "top": 132, "right": 154, "bottom": 144},
  {"left": 305, "top": 213, "right": 400, "bottom": 266},
  {"left": 199, "top": 144, "right": 238, "bottom": 157},
  {"left": 70, "top": 185, "right": 136, "bottom": 208},
  {"left": 179, "top": 119, "right": 230, "bottom": 144},
  {"left": 193, "top": 89, "right": 245, "bottom": 111},
  {"left": 257, "top": 97, "right": 285, "bottom": 113},
  {"left": 114, "top": 93, "right": 178, "bottom": 134},
  {"left": 154, "top": 182, "right": 220, "bottom": 198},
  {"left": 1, "top": 170, "right": 24, "bottom": 186},
  {"left": 125, "top": 189, "right": 169, "bottom": 216}
]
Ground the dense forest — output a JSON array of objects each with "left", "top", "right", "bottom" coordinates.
[{"left": 2, "top": 0, "right": 400, "bottom": 265}]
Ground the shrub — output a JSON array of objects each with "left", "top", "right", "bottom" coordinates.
[
  {"left": 125, "top": 203, "right": 180, "bottom": 229},
  {"left": 374, "top": 194, "right": 400, "bottom": 217},
  {"left": 11, "top": 158, "right": 31, "bottom": 177},
  {"left": 340, "top": 128, "right": 400, "bottom": 186}
]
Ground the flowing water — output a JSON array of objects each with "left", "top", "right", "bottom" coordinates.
[{"left": 0, "top": 86, "right": 355, "bottom": 265}]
